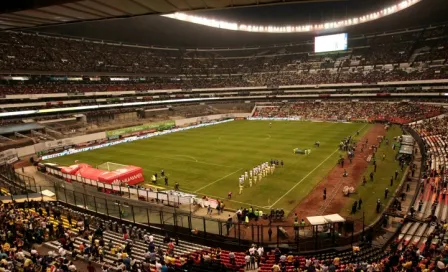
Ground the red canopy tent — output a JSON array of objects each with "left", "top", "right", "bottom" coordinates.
[
  {"left": 60, "top": 163, "right": 90, "bottom": 175},
  {"left": 73, "top": 164, "right": 144, "bottom": 185}
]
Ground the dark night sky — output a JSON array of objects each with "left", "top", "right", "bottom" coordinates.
[{"left": 30, "top": 0, "right": 447, "bottom": 48}]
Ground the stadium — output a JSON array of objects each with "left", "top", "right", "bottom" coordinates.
[{"left": 0, "top": 0, "right": 447, "bottom": 271}]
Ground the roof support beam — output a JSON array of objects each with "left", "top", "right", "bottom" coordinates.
[
  {"left": 61, "top": 4, "right": 104, "bottom": 18},
  {"left": 71, "top": 2, "right": 113, "bottom": 16},
  {"left": 199, "top": 0, "right": 208, "bottom": 9},
  {"left": 163, "top": 0, "right": 180, "bottom": 11},
  {"left": 0, "top": 21, "right": 34, "bottom": 28},
  {"left": 183, "top": 0, "right": 193, "bottom": 10},
  {"left": 90, "top": 0, "right": 132, "bottom": 15},
  {"left": 128, "top": 0, "right": 156, "bottom": 13},
  {"left": 33, "top": 8, "right": 79, "bottom": 20},
  {"left": 0, "top": 16, "right": 38, "bottom": 26},
  {"left": 0, "top": 13, "right": 59, "bottom": 24}
]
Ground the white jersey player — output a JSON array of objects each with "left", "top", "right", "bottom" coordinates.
[
  {"left": 239, "top": 178, "right": 244, "bottom": 194},
  {"left": 239, "top": 177, "right": 244, "bottom": 186}
]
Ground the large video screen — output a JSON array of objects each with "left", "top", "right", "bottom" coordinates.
[{"left": 314, "top": 33, "right": 348, "bottom": 53}]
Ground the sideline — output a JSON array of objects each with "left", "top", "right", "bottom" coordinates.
[{"left": 194, "top": 168, "right": 243, "bottom": 193}]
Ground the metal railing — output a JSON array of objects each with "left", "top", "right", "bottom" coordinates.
[{"left": 0, "top": 165, "right": 373, "bottom": 252}]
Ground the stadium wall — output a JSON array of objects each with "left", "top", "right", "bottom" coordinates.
[
  {"left": 0, "top": 131, "right": 108, "bottom": 164},
  {"left": 174, "top": 113, "right": 251, "bottom": 126},
  {"left": 6, "top": 114, "right": 250, "bottom": 163}
]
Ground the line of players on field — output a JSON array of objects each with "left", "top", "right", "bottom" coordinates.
[{"left": 238, "top": 159, "right": 284, "bottom": 195}]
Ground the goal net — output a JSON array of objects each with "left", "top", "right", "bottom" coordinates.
[{"left": 97, "top": 162, "right": 128, "bottom": 171}]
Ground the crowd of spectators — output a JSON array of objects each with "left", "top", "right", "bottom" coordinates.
[
  {"left": 0, "top": 25, "right": 447, "bottom": 75},
  {"left": 253, "top": 102, "right": 444, "bottom": 124},
  {"left": 1, "top": 64, "right": 448, "bottom": 96},
  {"left": 0, "top": 24, "right": 448, "bottom": 96},
  {"left": 415, "top": 116, "right": 448, "bottom": 142},
  {"left": 0, "top": 200, "right": 82, "bottom": 271}
]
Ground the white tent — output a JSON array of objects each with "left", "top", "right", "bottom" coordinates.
[
  {"left": 323, "top": 214, "right": 346, "bottom": 223},
  {"left": 40, "top": 190, "right": 55, "bottom": 197},
  {"left": 306, "top": 216, "right": 327, "bottom": 226},
  {"left": 307, "top": 214, "right": 346, "bottom": 225}
]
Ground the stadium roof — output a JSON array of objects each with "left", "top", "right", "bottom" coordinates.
[
  {"left": 3, "top": 0, "right": 447, "bottom": 48},
  {"left": 0, "top": 0, "right": 345, "bottom": 30},
  {"left": 31, "top": 0, "right": 446, "bottom": 48}
]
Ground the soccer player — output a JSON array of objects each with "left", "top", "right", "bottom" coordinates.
[
  {"left": 249, "top": 177, "right": 252, "bottom": 187},
  {"left": 253, "top": 174, "right": 257, "bottom": 184},
  {"left": 164, "top": 176, "right": 168, "bottom": 186},
  {"left": 249, "top": 170, "right": 253, "bottom": 178},
  {"left": 245, "top": 171, "right": 248, "bottom": 180},
  {"left": 239, "top": 178, "right": 244, "bottom": 194},
  {"left": 151, "top": 175, "right": 156, "bottom": 184},
  {"left": 161, "top": 169, "right": 165, "bottom": 177}
]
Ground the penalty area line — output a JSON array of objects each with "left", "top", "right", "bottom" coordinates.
[
  {"left": 172, "top": 154, "right": 198, "bottom": 162},
  {"left": 194, "top": 168, "right": 243, "bottom": 193}
]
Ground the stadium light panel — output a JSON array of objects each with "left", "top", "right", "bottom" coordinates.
[{"left": 162, "top": 0, "right": 421, "bottom": 33}]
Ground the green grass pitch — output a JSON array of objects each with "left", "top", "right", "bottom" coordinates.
[{"left": 45, "top": 120, "right": 370, "bottom": 214}]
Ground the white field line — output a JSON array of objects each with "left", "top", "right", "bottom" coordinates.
[
  {"left": 268, "top": 149, "right": 339, "bottom": 209},
  {"left": 151, "top": 155, "right": 231, "bottom": 168},
  {"left": 268, "top": 123, "right": 369, "bottom": 209},
  {"left": 172, "top": 154, "right": 198, "bottom": 162},
  {"left": 194, "top": 168, "right": 243, "bottom": 193}
]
